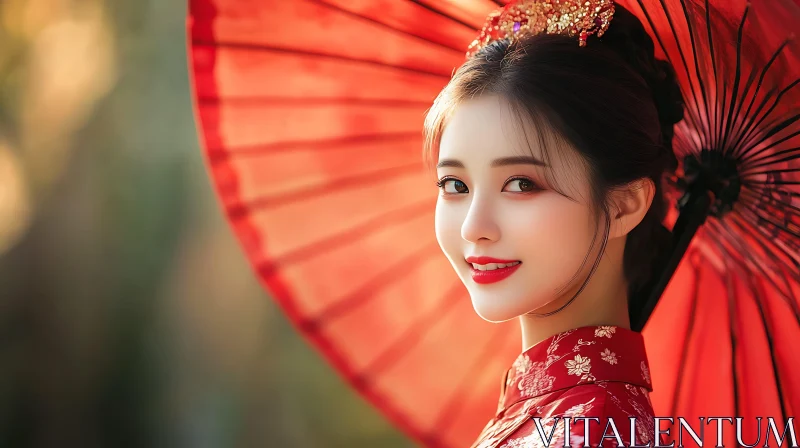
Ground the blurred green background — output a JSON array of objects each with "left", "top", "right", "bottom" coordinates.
[{"left": 0, "top": 0, "right": 414, "bottom": 446}]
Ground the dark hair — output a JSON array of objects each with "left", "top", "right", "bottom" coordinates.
[{"left": 423, "top": 5, "right": 684, "bottom": 314}]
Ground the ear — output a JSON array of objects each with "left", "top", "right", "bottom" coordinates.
[{"left": 607, "top": 178, "right": 656, "bottom": 240}]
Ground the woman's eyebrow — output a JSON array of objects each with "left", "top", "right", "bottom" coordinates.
[{"left": 436, "top": 155, "right": 547, "bottom": 169}]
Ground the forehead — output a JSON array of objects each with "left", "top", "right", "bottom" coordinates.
[{"left": 438, "top": 95, "right": 533, "bottom": 163}]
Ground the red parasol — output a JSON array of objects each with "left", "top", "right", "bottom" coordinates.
[{"left": 188, "top": 1, "right": 800, "bottom": 446}]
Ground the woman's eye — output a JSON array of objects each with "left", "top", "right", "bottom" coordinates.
[
  {"left": 437, "top": 178, "right": 468, "bottom": 194},
  {"left": 504, "top": 178, "right": 538, "bottom": 193}
]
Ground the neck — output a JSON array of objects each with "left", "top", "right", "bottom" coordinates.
[{"left": 518, "top": 238, "right": 631, "bottom": 352}]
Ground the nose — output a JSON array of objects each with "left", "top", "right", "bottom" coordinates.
[{"left": 461, "top": 196, "right": 500, "bottom": 243}]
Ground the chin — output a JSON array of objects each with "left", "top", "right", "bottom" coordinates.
[{"left": 469, "top": 292, "right": 527, "bottom": 323}]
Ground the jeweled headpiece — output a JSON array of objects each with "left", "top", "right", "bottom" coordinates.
[{"left": 466, "top": 0, "right": 616, "bottom": 58}]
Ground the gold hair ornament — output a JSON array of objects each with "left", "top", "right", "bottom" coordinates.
[{"left": 466, "top": 0, "right": 616, "bottom": 58}]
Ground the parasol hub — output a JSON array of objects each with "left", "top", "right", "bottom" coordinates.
[{"left": 677, "top": 149, "right": 742, "bottom": 219}]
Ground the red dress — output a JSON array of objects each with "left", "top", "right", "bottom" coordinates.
[{"left": 470, "top": 325, "right": 662, "bottom": 448}]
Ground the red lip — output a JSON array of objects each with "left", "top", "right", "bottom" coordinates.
[
  {"left": 465, "top": 256, "right": 519, "bottom": 264},
  {"left": 465, "top": 256, "right": 522, "bottom": 285}
]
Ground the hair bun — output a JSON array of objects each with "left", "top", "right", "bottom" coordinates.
[
  {"left": 650, "top": 59, "right": 684, "bottom": 171},
  {"left": 652, "top": 59, "right": 685, "bottom": 126},
  {"left": 597, "top": 4, "right": 684, "bottom": 169},
  {"left": 601, "top": 6, "right": 685, "bottom": 124}
]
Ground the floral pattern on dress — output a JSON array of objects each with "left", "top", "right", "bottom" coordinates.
[
  {"left": 471, "top": 325, "right": 659, "bottom": 448},
  {"left": 572, "top": 338, "right": 596, "bottom": 352},
  {"left": 565, "top": 354, "right": 591, "bottom": 377},
  {"left": 518, "top": 361, "right": 556, "bottom": 397},
  {"left": 544, "top": 329, "right": 576, "bottom": 368},
  {"left": 640, "top": 386, "right": 653, "bottom": 407},
  {"left": 513, "top": 354, "right": 534, "bottom": 377},
  {"left": 563, "top": 397, "right": 597, "bottom": 417},
  {"left": 565, "top": 354, "right": 596, "bottom": 383},
  {"left": 594, "top": 326, "right": 616, "bottom": 338},
  {"left": 600, "top": 348, "right": 618, "bottom": 365},
  {"left": 628, "top": 396, "right": 656, "bottom": 437}
]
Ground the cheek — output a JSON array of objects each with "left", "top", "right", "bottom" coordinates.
[
  {"left": 434, "top": 198, "right": 464, "bottom": 255},
  {"left": 506, "top": 197, "right": 596, "bottom": 265}
]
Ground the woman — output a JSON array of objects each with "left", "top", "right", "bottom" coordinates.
[{"left": 423, "top": 1, "right": 683, "bottom": 446}]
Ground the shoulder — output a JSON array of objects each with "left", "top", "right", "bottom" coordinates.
[{"left": 498, "top": 383, "right": 657, "bottom": 448}]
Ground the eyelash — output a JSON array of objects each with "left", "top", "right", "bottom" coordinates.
[
  {"left": 434, "top": 176, "right": 541, "bottom": 194},
  {"left": 434, "top": 176, "right": 459, "bottom": 190}
]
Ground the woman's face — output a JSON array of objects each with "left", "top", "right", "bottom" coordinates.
[{"left": 434, "top": 95, "right": 600, "bottom": 322}]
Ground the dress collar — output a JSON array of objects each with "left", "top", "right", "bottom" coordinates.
[{"left": 498, "top": 325, "right": 653, "bottom": 412}]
